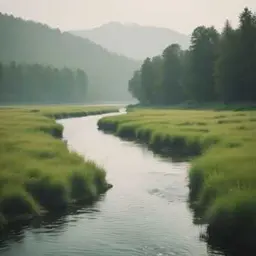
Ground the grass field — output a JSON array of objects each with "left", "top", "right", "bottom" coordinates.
[
  {"left": 0, "top": 105, "right": 118, "bottom": 227},
  {"left": 98, "top": 108, "right": 256, "bottom": 249}
]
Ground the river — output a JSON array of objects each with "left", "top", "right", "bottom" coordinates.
[{"left": 0, "top": 112, "right": 224, "bottom": 256}]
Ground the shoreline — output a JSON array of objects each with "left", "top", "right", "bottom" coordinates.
[
  {"left": 97, "top": 108, "right": 256, "bottom": 252},
  {"left": 0, "top": 106, "right": 119, "bottom": 229}
]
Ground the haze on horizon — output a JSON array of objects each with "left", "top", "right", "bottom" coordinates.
[{"left": 0, "top": 0, "right": 256, "bottom": 34}]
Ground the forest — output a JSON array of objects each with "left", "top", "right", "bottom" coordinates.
[
  {"left": 0, "top": 13, "right": 139, "bottom": 102},
  {"left": 129, "top": 8, "right": 256, "bottom": 105},
  {"left": 0, "top": 62, "right": 88, "bottom": 104}
]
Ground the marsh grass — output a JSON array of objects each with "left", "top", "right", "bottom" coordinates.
[
  {"left": 98, "top": 108, "right": 256, "bottom": 249},
  {"left": 0, "top": 105, "right": 118, "bottom": 226}
]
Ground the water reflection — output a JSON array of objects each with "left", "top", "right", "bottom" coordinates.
[
  {"left": 0, "top": 113, "right": 239, "bottom": 256},
  {"left": 188, "top": 191, "right": 254, "bottom": 256},
  {"left": 100, "top": 129, "right": 191, "bottom": 163},
  {"left": 0, "top": 223, "right": 27, "bottom": 251},
  {"left": 0, "top": 199, "right": 103, "bottom": 252},
  {"left": 99, "top": 124, "right": 248, "bottom": 256}
]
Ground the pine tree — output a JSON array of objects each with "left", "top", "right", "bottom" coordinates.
[{"left": 162, "top": 44, "right": 184, "bottom": 104}]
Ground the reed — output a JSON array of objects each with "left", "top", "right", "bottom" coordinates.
[
  {"left": 0, "top": 105, "right": 118, "bottom": 226},
  {"left": 98, "top": 108, "right": 256, "bottom": 249}
]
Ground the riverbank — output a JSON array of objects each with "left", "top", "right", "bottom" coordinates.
[
  {"left": 98, "top": 108, "right": 256, "bottom": 251},
  {"left": 0, "top": 106, "right": 118, "bottom": 228}
]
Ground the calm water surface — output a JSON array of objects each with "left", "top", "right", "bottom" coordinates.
[{"left": 0, "top": 112, "right": 224, "bottom": 256}]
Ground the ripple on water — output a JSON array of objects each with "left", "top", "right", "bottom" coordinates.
[
  {"left": 148, "top": 186, "right": 188, "bottom": 203},
  {"left": 0, "top": 113, "right": 226, "bottom": 256}
]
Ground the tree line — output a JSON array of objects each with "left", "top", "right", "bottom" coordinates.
[
  {"left": 129, "top": 8, "right": 256, "bottom": 105},
  {"left": 0, "top": 12, "right": 139, "bottom": 102},
  {"left": 0, "top": 62, "right": 88, "bottom": 104}
]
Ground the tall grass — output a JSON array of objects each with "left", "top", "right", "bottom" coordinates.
[
  {"left": 98, "top": 108, "right": 256, "bottom": 249},
  {"left": 0, "top": 106, "right": 118, "bottom": 226}
]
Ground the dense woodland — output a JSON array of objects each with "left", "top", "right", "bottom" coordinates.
[
  {"left": 129, "top": 8, "right": 256, "bottom": 105},
  {"left": 0, "top": 62, "right": 87, "bottom": 104},
  {"left": 0, "top": 13, "right": 139, "bottom": 102}
]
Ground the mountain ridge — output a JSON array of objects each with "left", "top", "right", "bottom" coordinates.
[
  {"left": 70, "top": 22, "right": 190, "bottom": 60},
  {"left": 0, "top": 13, "right": 140, "bottom": 102}
]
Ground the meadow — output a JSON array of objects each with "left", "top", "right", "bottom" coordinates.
[
  {"left": 0, "top": 105, "right": 118, "bottom": 227},
  {"left": 98, "top": 108, "right": 256, "bottom": 249}
]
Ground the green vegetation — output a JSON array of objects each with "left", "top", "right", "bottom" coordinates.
[
  {"left": 0, "top": 62, "right": 88, "bottom": 104},
  {"left": 98, "top": 108, "right": 256, "bottom": 249},
  {"left": 125, "top": 9, "right": 256, "bottom": 249},
  {"left": 129, "top": 7, "right": 256, "bottom": 105},
  {"left": 0, "top": 106, "right": 118, "bottom": 227},
  {"left": 30, "top": 105, "right": 119, "bottom": 119},
  {"left": 0, "top": 13, "right": 140, "bottom": 102}
]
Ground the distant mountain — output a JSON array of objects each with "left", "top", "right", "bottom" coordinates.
[
  {"left": 0, "top": 14, "right": 140, "bottom": 102},
  {"left": 70, "top": 22, "right": 190, "bottom": 60}
]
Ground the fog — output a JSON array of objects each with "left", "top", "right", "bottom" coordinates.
[{"left": 0, "top": 0, "right": 256, "bottom": 34}]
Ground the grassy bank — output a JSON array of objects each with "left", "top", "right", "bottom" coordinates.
[
  {"left": 0, "top": 106, "right": 118, "bottom": 227},
  {"left": 98, "top": 108, "right": 256, "bottom": 250}
]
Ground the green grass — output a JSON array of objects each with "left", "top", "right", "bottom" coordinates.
[
  {"left": 0, "top": 105, "right": 118, "bottom": 226},
  {"left": 98, "top": 108, "right": 256, "bottom": 249}
]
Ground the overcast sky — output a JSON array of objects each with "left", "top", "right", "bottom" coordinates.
[{"left": 0, "top": 0, "right": 256, "bottom": 34}]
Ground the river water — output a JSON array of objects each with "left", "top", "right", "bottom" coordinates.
[{"left": 0, "top": 112, "right": 224, "bottom": 256}]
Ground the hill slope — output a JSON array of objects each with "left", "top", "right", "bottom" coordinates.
[
  {"left": 70, "top": 22, "right": 190, "bottom": 60},
  {"left": 0, "top": 14, "right": 140, "bottom": 102}
]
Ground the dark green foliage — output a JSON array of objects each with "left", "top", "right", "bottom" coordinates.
[
  {"left": 70, "top": 173, "right": 90, "bottom": 200},
  {"left": 0, "top": 62, "right": 88, "bottom": 104},
  {"left": 215, "top": 21, "right": 240, "bottom": 102},
  {"left": 206, "top": 192, "right": 256, "bottom": 252},
  {"left": 26, "top": 178, "right": 68, "bottom": 210},
  {"left": 215, "top": 8, "right": 256, "bottom": 103},
  {"left": 236, "top": 8, "right": 256, "bottom": 102},
  {"left": 0, "top": 189, "right": 39, "bottom": 217},
  {"left": 140, "top": 58, "right": 155, "bottom": 104},
  {"left": 128, "top": 70, "right": 142, "bottom": 101},
  {"left": 129, "top": 7, "right": 256, "bottom": 105},
  {"left": 186, "top": 26, "right": 219, "bottom": 102},
  {"left": 162, "top": 44, "right": 184, "bottom": 104}
]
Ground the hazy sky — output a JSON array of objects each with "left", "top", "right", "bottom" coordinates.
[{"left": 0, "top": 0, "right": 256, "bottom": 34}]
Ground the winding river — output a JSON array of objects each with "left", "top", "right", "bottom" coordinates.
[{"left": 0, "top": 112, "right": 225, "bottom": 256}]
